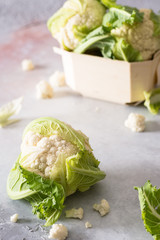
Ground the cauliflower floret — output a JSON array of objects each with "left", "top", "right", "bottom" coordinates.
[
  {"left": 125, "top": 113, "right": 145, "bottom": 132},
  {"left": 20, "top": 131, "right": 78, "bottom": 178},
  {"left": 111, "top": 9, "right": 160, "bottom": 60},
  {"left": 36, "top": 80, "right": 54, "bottom": 99},
  {"left": 10, "top": 213, "right": 18, "bottom": 223},
  {"left": 48, "top": 224, "right": 68, "bottom": 240},
  {"left": 49, "top": 71, "right": 66, "bottom": 87},
  {"left": 65, "top": 208, "right": 84, "bottom": 219},
  {"left": 21, "top": 59, "right": 34, "bottom": 71},
  {"left": 85, "top": 221, "right": 92, "bottom": 228},
  {"left": 93, "top": 199, "right": 110, "bottom": 216}
]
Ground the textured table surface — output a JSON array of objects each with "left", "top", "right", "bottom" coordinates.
[{"left": 0, "top": 23, "right": 160, "bottom": 240}]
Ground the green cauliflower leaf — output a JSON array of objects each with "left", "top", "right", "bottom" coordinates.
[{"left": 135, "top": 181, "right": 160, "bottom": 240}]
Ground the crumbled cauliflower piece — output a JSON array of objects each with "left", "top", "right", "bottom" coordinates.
[
  {"left": 36, "top": 80, "right": 54, "bottom": 99},
  {"left": 21, "top": 59, "right": 34, "bottom": 71},
  {"left": 93, "top": 199, "right": 110, "bottom": 216},
  {"left": 85, "top": 221, "right": 92, "bottom": 228},
  {"left": 125, "top": 113, "right": 145, "bottom": 132},
  {"left": 49, "top": 71, "right": 66, "bottom": 87},
  {"left": 111, "top": 9, "right": 160, "bottom": 60},
  {"left": 20, "top": 131, "right": 77, "bottom": 178},
  {"left": 65, "top": 208, "right": 84, "bottom": 219},
  {"left": 48, "top": 224, "right": 68, "bottom": 240},
  {"left": 10, "top": 213, "right": 18, "bottom": 223}
]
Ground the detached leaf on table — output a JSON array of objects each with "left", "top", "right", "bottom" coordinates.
[
  {"left": 135, "top": 181, "right": 160, "bottom": 240},
  {"left": 0, "top": 97, "right": 23, "bottom": 128}
]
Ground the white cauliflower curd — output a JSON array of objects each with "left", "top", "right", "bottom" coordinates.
[
  {"left": 111, "top": 9, "right": 160, "bottom": 60},
  {"left": 36, "top": 80, "right": 54, "bottom": 99},
  {"left": 20, "top": 131, "right": 77, "bottom": 178},
  {"left": 93, "top": 199, "right": 110, "bottom": 216},
  {"left": 49, "top": 71, "right": 66, "bottom": 87},
  {"left": 125, "top": 113, "right": 145, "bottom": 132},
  {"left": 21, "top": 59, "right": 34, "bottom": 71},
  {"left": 48, "top": 224, "right": 68, "bottom": 240},
  {"left": 10, "top": 213, "right": 19, "bottom": 223}
]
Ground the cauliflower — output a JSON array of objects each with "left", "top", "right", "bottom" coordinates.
[
  {"left": 7, "top": 117, "right": 106, "bottom": 226},
  {"left": 21, "top": 131, "right": 78, "bottom": 178},
  {"left": 47, "top": 0, "right": 106, "bottom": 50},
  {"left": 85, "top": 221, "right": 92, "bottom": 228},
  {"left": 93, "top": 199, "right": 110, "bottom": 216},
  {"left": 36, "top": 80, "right": 54, "bottom": 99},
  {"left": 125, "top": 113, "right": 145, "bottom": 132},
  {"left": 111, "top": 9, "right": 160, "bottom": 60},
  {"left": 65, "top": 208, "right": 84, "bottom": 219},
  {"left": 49, "top": 71, "right": 66, "bottom": 87},
  {"left": 10, "top": 213, "right": 18, "bottom": 223},
  {"left": 48, "top": 224, "right": 68, "bottom": 240},
  {"left": 21, "top": 59, "right": 34, "bottom": 71}
]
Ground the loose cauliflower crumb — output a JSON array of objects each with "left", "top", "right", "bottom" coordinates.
[
  {"left": 21, "top": 59, "right": 34, "bottom": 71},
  {"left": 20, "top": 131, "right": 78, "bottom": 178},
  {"left": 10, "top": 213, "right": 18, "bottom": 223},
  {"left": 36, "top": 80, "right": 54, "bottom": 99},
  {"left": 125, "top": 113, "right": 145, "bottom": 132},
  {"left": 48, "top": 224, "right": 68, "bottom": 240},
  {"left": 65, "top": 208, "right": 84, "bottom": 219},
  {"left": 85, "top": 221, "right": 92, "bottom": 228},
  {"left": 49, "top": 71, "right": 66, "bottom": 87},
  {"left": 111, "top": 9, "right": 160, "bottom": 60},
  {"left": 93, "top": 199, "right": 110, "bottom": 216}
]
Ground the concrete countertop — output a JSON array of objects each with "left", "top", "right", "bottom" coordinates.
[{"left": 0, "top": 23, "right": 160, "bottom": 240}]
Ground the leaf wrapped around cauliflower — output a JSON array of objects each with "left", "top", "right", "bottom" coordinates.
[
  {"left": 7, "top": 117, "right": 106, "bottom": 226},
  {"left": 47, "top": 0, "right": 106, "bottom": 50}
]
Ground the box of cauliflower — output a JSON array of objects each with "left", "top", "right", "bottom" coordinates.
[{"left": 47, "top": 0, "right": 160, "bottom": 104}]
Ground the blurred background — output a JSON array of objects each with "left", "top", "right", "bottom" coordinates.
[{"left": 0, "top": 0, "right": 159, "bottom": 36}]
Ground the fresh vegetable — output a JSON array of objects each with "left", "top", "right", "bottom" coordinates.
[
  {"left": 7, "top": 117, "right": 106, "bottom": 226},
  {"left": 0, "top": 97, "right": 23, "bottom": 128},
  {"left": 135, "top": 181, "right": 160, "bottom": 240},
  {"left": 144, "top": 88, "right": 160, "bottom": 115},
  {"left": 47, "top": 0, "right": 106, "bottom": 50},
  {"left": 48, "top": 224, "right": 68, "bottom": 240},
  {"left": 75, "top": 1, "right": 160, "bottom": 61},
  {"left": 124, "top": 113, "right": 145, "bottom": 132}
]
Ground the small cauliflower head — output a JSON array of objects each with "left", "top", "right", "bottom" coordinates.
[
  {"left": 65, "top": 207, "right": 84, "bottom": 219},
  {"left": 111, "top": 9, "right": 160, "bottom": 60},
  {"left": 19, "top": 117, "right": 106, "bottom": 196},
  {"left": 125, "top": 113, "right": 145, "bottom": 132},
  {"left": 48, "top": 224, "right": 68, "bottom": 240},
  {"left": 47, "top": 0, "right": 106, "bottom": 50}
]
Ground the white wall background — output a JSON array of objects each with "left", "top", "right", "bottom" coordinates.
[{"left": 0, "top": 0, "right": 160, "bottom": 35}]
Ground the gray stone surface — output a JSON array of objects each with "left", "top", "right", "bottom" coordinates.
[
  {"left": 0, "top": 23, "right": 160, "bottom": 240},
  {"left": 0, "top": 0, "right": 159, "bottom": 35}
]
